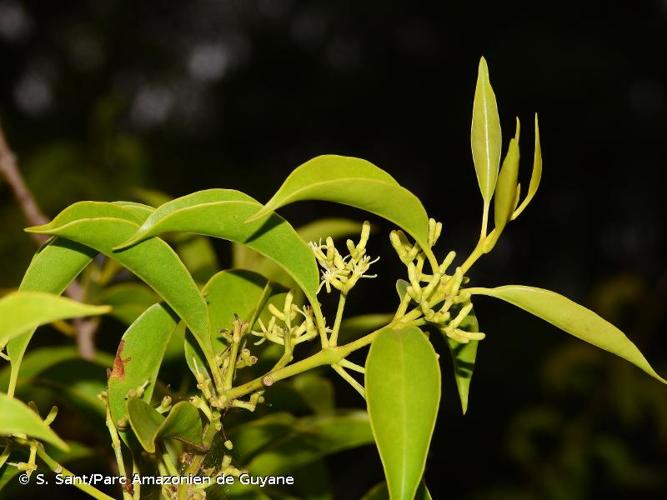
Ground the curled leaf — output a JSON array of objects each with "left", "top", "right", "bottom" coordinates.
[{"left": 512, "top": 114, "right": 542, "bottom": 219}]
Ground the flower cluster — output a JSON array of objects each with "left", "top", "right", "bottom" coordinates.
[
  {"left": 250, "top": 292, "right": 318, "bottom": 347},
  {"left": 391, "top": 218, "right": 486, "bottom": 344},
  {"left": 310, "top": 221, "right": 379, "bottom": 295}
]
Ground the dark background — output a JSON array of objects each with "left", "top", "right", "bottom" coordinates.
[{"left": 1, "top": 1, "right": 666, "bottom": 499}]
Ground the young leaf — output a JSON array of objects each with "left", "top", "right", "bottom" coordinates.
[
  {"left": 246, "top": 155, "right": 431, "bottom": 250},
  {"left": 0, "top": 291, "right": 110, "bottom": 345},
  {"left": 154, "top": 401, "right": 203, "bottom": 449},
  {"left": 7, "top": 239, "right": 96, "bottom": 396},
  {"left": 446, "top": 312, "right": 480, "bottom": 415},
  {"left": 493, "top": 131, "right": 520, "bottom": 235},
  {"left": 512, "top": 114, "right": 542, "bottom": 219},
  {"left": 127, "top": 399, "right": 203, "bottom": 453},
  {"left": 26, "top": 202, "right": 212, "bottom": 358},
  {"left": 111, "top": 189, "right": 321, "bottom": 318},
  {"left": 471, "top": 57, "right": 502, "bottom": 206},
  {"left": 107, "top": 303, "right": 180, "bottom": 426},
  {"left": 0, "top": 393, "right": 68, "bottom": 451},
  {"left": 469, "top": 285, "right": 666, "bottom": 384},
  {"left": 365, "top": 326, "right": 441, "bottom": 500},
  {"left": 127, "top": 398, "right": 164, "bottom": 453}
]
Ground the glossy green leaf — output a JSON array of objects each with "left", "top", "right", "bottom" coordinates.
[
  {"left": 0, "top": 291, "right": 109, "bottom": 345},
  {"left": 512, "top": 114, "right": 542, "bottom": 220},
  {"left": 113, "top": 189, "right": 321, "bottom": 315},
  {"left": 362, "top": 481, "right": 433, "bottom": 500},
  {"left": 247, "top": 155, "right": 431, "bottom": 250},
  {"left": 446, "top": 311, "right": 480, "bottom": 415},
  {"left": 471, "top": 57, "right": 502, "bottom": 205},
  {"left": 7, "top": 239, "right": 97, "bottom": 396},
  {"left": 493, "top": 129, "right": 520, "bottom": 234},
  {"left": 96, "top": 282, "right": 159, "bottom": 324},
  {"left": 0, "top": 393, "right": 68, "bottom": 451},
  {"left": 108, "top": 303, "right": 180, "bottom": 426},
  {"left": 26, "top": 202, "right": 212, "bottom": 358},
  {"left": 127, "top": 398, "right": 202, "bottom": 453},
  {"left": 246, "top": 411, "right": 373, "bottom": 475},
  {"left": 365, "top": 326, "right": 441, "bottom": 500},
  {"left": 469, "top": 285, "right": 666, "bottom": 383}
]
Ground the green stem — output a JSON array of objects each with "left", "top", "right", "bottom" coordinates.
[
  {"left": 36, "top": 446, "right": 114, "bottom": 500},
  {"left": 0, "top": 444, "right": 11, "bottom": 469},
  {"left": 105, "top": 409, "right": 132, "bottom": 500},
  {"left": 227, "top": 323, "right": 392, "bottom": 401},
  {"left": 329, "top": 292, "right": 347, "bottom": 346},
  {"left": 332, "top": 364, "right": 365, "bottom": 398},
  {"left": 223, "top": 340, "right": 240, "bottom": 391}
]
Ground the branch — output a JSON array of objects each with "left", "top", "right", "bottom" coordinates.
[
  {"left": 0, "top": 122, "right": 48, "bottom": 244},
  {"left": 0, "top": 120, "right": 97, "bottom": 359}
]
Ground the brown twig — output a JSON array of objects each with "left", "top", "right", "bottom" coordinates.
[{"left": 0, "top": 120, "right": 97, "bottom": 359}]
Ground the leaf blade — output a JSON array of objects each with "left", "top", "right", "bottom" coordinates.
[
  {"left": 0, "top": 393, "right": 69, "bottom": 451},
  {"left": 471, "top": 57, "right": 502, "bottom": 204},
  {"left": 0, "top": 291, "right": 110, "bottom": 345},
  {"left": 365, "top": 326, "right": 441, "bottom": 500},
  {"left": 247, "top": 155, "right": 431, "bottom": 250},
  {"left": 470, "top": 285, "right": 666, "bottom": 383}
]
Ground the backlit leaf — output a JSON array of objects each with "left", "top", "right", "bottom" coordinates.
[
  {"left": 469, "top": 285, "right": 666, "bottom": 384},
  {"left": 512, "top": 114, "right": 542, "bottom": 220},
  {"left": 366, "top": 326, "right": 441, "bottom": 500}
]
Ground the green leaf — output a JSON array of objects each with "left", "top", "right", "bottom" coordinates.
[
  {"left": 471, "top": 57, "right": 502, "bottom": 205},
  {"left": 228, "top": 413, "right": 296, "bottom": 464},
  {"left": 493, "top": 132, "right": 520, "bottom": 235},
  {"left": 0, "top": 346, "right": 113, "bottom": 393},
  {"left": 362, "top": 481, "right": 433, "bottom": 500},
  {"left": 107, "top": 303, "right": 180, "bottom": 426},
  {"left": 127, "top": 399, "right": 202, "bottom": 453},
  {"left": 512, "top": 114, "right": 542, "bottom": 220},
  {"left": 204, "top": 270, "right": 278, "bottom": 354},
  {"left": 469, "top": 285, "right": 666, "bottom": 384},
  {"left": 245, "top": 411, "right": 373, "bottom": 475},
  {"left": 0, "top": 393, "right": 68, "bottom": 451},
  {"left": 154, "top": 401, "right": 203, "bottom": 448},
  {"left": 127, "top": 398, "right": 163, "bottom": 453},
  {"left": 338, "top": 313, "right": 393, "bottom": 345},
  {"left": 0, "top": 291, "right": 110, "bottom": 345},
  {"left": 241, "top": 218, "right": 364, "bottom": 284},
  {"left": 96, "top": 282, "right": 159, "bottom": 324},
  {"left": 26, "top": 202, "right": 212, "bottom": 359},
  {"left": 112, "top": 189, "right": 321, "bottom": 317},
  {"left": 365, "top": 326, "right": 441, "bottom": 500},
  {"left": 247, "top": 155, "right": 431, "bottom": 250},
  {"left": 7, "top": 239, "right": 97, "bottom": 396},
  {"left": 446, "top": 311, "right": 480, "bottom": 415}
]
